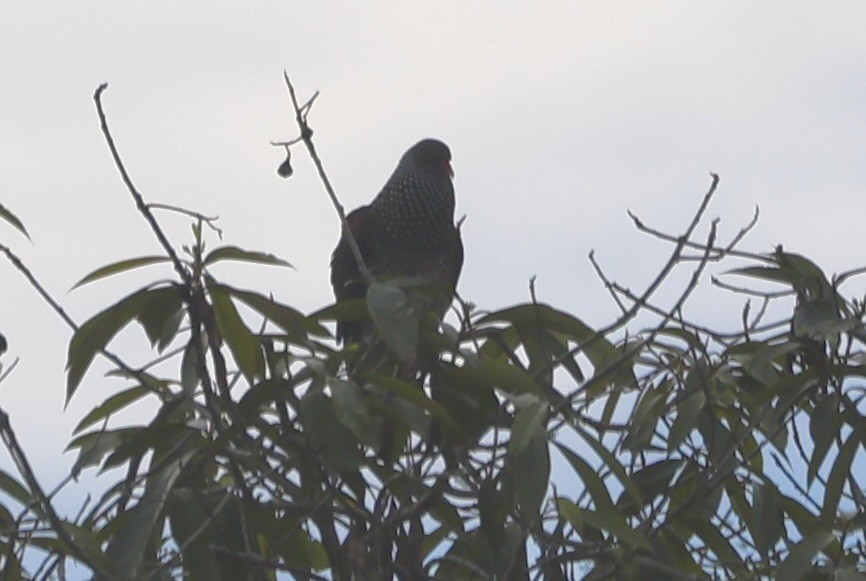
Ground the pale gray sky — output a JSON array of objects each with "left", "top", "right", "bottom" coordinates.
[{"left": 2, "top": 2, "right": 866, "bottom": 510}]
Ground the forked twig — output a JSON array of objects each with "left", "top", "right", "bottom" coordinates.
[{"left": 279, "top": 72, "right": 373, "bottom": 286}]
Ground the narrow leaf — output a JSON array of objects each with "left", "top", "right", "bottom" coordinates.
[
  {"left": 73, "top": 385, "right": 151, "bottom": 434},
  {"left": 367, "top": 281, "right": 418, "bottom": 360},
  {"left": 209, "top": 284, "right": 264, "bottom": 382},
  {"left": 72, "top": 256, "right": 171, "bottom": 290},
  {"left": 204, "top": 245, "right": 293, "bottom": 268},
  {"left": 776, "top": 528, "right": 834, "bottom": 581},
  {"left": 67, "top": 286, "right": 160, "bottom": 402},
  {"left": 0, "top": 201, "right": 29, "bottom": 239}
]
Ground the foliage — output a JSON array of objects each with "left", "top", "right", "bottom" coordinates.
[{"left": 1, "top": 85, "right": 866, "bottom": 580}]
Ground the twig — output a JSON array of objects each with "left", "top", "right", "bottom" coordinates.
[
  {"left": 0, "top": 243, "right": 163, "bottom": 397},
  {"left": 280, "top": 72, "right": 372, "bottom": 285},
  {"left": 94, "top": 84, "right": 191, "bottom": 286},
  {"left": 148, "top": 203, "right": 223, "bottom": 239},
  {"left": 0, "top": 408, "right": 112, "bottom": 578}
]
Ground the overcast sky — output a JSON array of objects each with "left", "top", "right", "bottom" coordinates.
[{"left": 3, "top": 2, "right": 866, "bottom": 516}]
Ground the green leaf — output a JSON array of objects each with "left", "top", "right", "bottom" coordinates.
[
  {"left": 823, "top": 432, "right": 860, "bottom": 521},
  {"left": 209, "top": 284, "right": 264, "bottom": 382},
  {"left": 776, "top": 527, "right": 834, "bottom": 581},
  {"left": 135, "top": 285, "right": 184, "bottom": 351},
  {"left": 808, "top": 394, "right": 840, "bottom": 486},
  {"left": 366, "top": 280, "right": 418, "bottom": 360},
  {"left": 366, "top": 373, "right": 461, "bottom": 433},
  {"left": 668, "top": 390, "right": 706, "bottom": 451},
  {"left": 0, "top": 201, "right": 29, "bottom": 239},
  {"left": 203, "top": 245, "right": 293, "bottom": 269},
  {"left": 66, "top": 428, "right": 137, "bottom": 476},
  {"left": 212, "top": 283, "right": 321, "bottom": 340},
  {"left": 557, "top": 498, "right": 650, "bottom": 550},
  {"left": 554, "top": 442, "right": 615, "bottom": 513},
  {"left": 330, "top": 379, "right": 377, "bottom": 446},
  {"left": 573, "top": 425, "right": 643, "bottom": 510},
  {"left": 477, "top": 303, "right": 633, "bottom": 390},
  {"left": 72, "top": 256, "right": 171, "bottom": 289},
  {"left": 0, "top": 468, "right": 32, "bottom": 507},
  {"left": 67, "top": 286, "right": 161, "bottom": 402},
  {"left": 509, "top": 411, "right": 550, "bottom": 522},
  {"left": 725, "top": 265, "right": 800, "bottom": 287},
  {"left": 753, "top": 481, "right": 785, "bottom": 557},
  {"left": 299, "top": 392, "right": 365, "bottom": 471},
  {"left": 508, "top": 401, "right": 547, "bottom": 456},
  {"left": 107, "top": 449, "right": 195, "bottom": 579},
  {"left": 73, "top": 385, "right": 151, "bottom": 434},
  {"left": 442, "top": 358, "right": 542, "bottom": 397}
]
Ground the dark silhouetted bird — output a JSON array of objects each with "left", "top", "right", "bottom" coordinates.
[{"left": 330, "top": 138, "right": 463, "bottom": 344}]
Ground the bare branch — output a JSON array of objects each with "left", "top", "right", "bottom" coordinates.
[{"left": 280, "top": 72, "right": 372, "bottom": 285}]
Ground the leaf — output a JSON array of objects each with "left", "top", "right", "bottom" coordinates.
[
  {"left": 66, "top": 428, "right": 137, "bottom": 476},
  {"left": 557, "top": 498, "right": 650, "bottom": 550},
  {"left": 0, "top": 201, "right": 29, "bottom": 239},
  {"left": 508, "top": 401, "right": 547, "bottom": 456},
  {"left": 667, "top": 390, "right": 706, "bottom": 452},
  {"left": 554, "top": 442, "right": 615, "bottom": 513},
  {"left": 477, "top": 303, "right": 633, "bottom": 390},
  {"left": 725, "top": 265, "right": 800, "bottom": 287},
  {"left": 203, "top": 245, "right": 293, "bottom": 269},
  {"left": 213, "top": 283, "right": 321, "bottom": 340},
  {"left": 573, "top": 425, "right": 642, "bottom": 511},
  {"left": 209, "top": 284, "right": 264, "bottom": 382},
  {"left": 0, "top": 468, "right": 32, "bottom": 507},
  {"left": 330, "top": 379, "right": 377, "bottom": 446},
  {"left": 775, "top": 527, "right": 834, "bottom": 581},
  {"left": 442, "top": 358, "right": 543, "bottom": 397},
  {"left": 135, "top": 285, "right": 184, "bottom": 351},
  {"left": 299, "top": 392, "right": 365, "bottom": 471},
  {"left": 72, "top": 256, "right": 171, "bottom": 290},
  {"left": 73, "top": 385, "right": 150, "bottom": 434},
  {"left": 823, "top": 432, "right": 860, "bottom": 521},
  {"left": 509, "top": 410, "right": 550, "bottom": 522},
  {"left": 67, "top": 286, "right": 161, "bottom": 402},
  {"left": 366, "top": 373, "right": 461, "bottom": 433},
  {"left": 753, "top": 481, "right": 785, "bottom": 557},
  {"left": 366, "top": 280, "right": 418, "bottom": 360},
  {"left": 808, "top": 394, "right": 840, "bottom": 486},
  {"left": 107, "top": 449, "right": 195, "bottom": 578}
]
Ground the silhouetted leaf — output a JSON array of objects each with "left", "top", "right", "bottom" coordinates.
[
  {"left": 73, "top": 385, "right": 150, "bottom": 434},
  {"left": 0, "top": 468, "right": 31, "bottom": 506},
  {"left": 67, "top": 286, "right": 162, "bottom": 402},
  {"left": 366, "top": 374, "right": 460, "bottom": 433},
  {"left": 753, "top": 482, "right": 784, "bottom": 557},
  {"left": 330, "top": 379, "right": 376, "bottom": 446},
  {"left": 367, "top": 280, "right": 418, "bottom": 360},
  {"left": 823, "top": 432, "right": 860, "bottom": 521},
  {"left": 668, "top": 391, "right": 706, "bottom": 452},
  {"left": 135, "top": 285, "right": 184, "bottom": 351},
  {"left": 72, "top": 256, "right": 171, "bottom": 289},
  {"left": 67, "top": 429, "right": 136, "bottom": 476},
  {"left": 299, "top": 392, "right": 364, "bottom": 471},
  {"left": 107, "top": 450, "right": 195, "bottom": 579},
  {"left": 214, "top": 283, "right": 321, "bottom": 339},
  {"left": 204, "top": 245, "right": 293, "bottom": 268},
  {"left": 557, "top": 498, "right": 650, "bottom": 550},
  {"left": 0, "top": 201, "right": 29, "bottom": 239},
  {"left": 442, "top": 358, "right": 542, "bottom": 397},
  {"left": 776, "top": 527, "right": 834, "bottom": 581},
  {"left": 808, "top": 394, "right": 840, "bottom": 486},
  {"left": 209, "top": 283, "right": 264, "bottom": 382}
]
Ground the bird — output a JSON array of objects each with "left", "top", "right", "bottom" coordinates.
[{"left": 330, "top": 138, "right": 464, "bottom": 346}]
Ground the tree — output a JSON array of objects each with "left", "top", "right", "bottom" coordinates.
[{"left": 0, "top": 77, "right": 864, "bottom": 580}]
